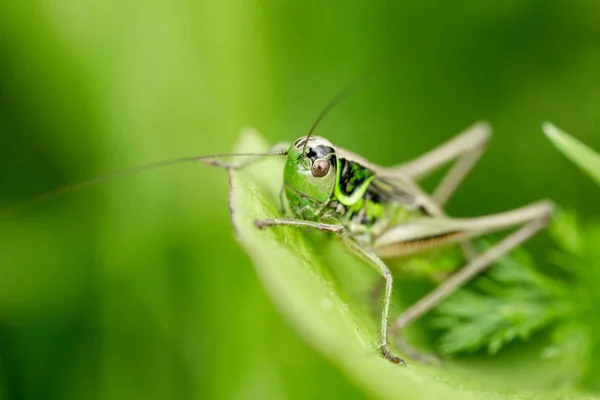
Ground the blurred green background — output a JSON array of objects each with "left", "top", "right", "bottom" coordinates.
[{"left": 1, "top": 1, "right": 600, "bottom": 399}]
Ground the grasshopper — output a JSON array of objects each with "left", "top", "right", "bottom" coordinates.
[
  {"left": 3, "top": 78, "right": 554, "bottom": 366},
  {"left": 208, "top": 122, "right": 553, "bottom": 365}
]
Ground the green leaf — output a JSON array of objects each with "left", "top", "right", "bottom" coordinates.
[
  {"left": 542, "top": 122, "right": 600, "bottom": 187},
  {"left": 433, "top": 246, "right": 566, "bottom": 356},
  {"left": 226, "top": 129, "right": 590, "bottom": 400},
  {"left": 545, "top": 210, "right": 600, "bottom": 387}
]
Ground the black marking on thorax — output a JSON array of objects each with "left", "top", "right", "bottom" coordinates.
[{"left": 337, "top": 159, "right": 374, "bottom": 198}]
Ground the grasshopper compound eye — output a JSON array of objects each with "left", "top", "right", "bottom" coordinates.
[{"left": 311, "top": 158, "right": 330, "bottom": 177}]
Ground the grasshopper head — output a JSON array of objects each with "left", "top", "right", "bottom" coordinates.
[{"left": 283, "top": 136, "right": 337, "bottom": 217}]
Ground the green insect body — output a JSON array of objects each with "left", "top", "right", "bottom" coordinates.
[{"left": 283, "top": 136, "right": 419, "bottom": 242}]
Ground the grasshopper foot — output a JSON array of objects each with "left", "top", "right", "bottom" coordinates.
[
  {"left": 254, "top": 219, "right": 267, "bottom": 230},
  {"left": 381, "top": 345, "right": 407, "bottom": 366}
]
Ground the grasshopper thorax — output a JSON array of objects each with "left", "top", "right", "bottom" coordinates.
[{"left": 283, "top": 136, "right": 337, "bottom": 220}]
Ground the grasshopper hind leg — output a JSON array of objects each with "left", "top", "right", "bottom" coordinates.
[
  {"left": 394, "top": 122, "right": 492, "bottom": 265},
  {"left": 393, "top": 121, "right": 491, "bottom": 207},
  {"left": 377, "top": 201, "right": 554, "bottom": 363}
]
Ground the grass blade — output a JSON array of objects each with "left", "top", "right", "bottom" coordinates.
[{"left": 542, "top": 122, "right": 600, "bottom": 187}]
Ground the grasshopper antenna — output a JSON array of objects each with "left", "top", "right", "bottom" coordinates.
[
  {"left": 1, "top": 150, "right": 286, "bottom": 217},
  {"left": 302, "top": 63, "right": 389, "bottom": 155}
]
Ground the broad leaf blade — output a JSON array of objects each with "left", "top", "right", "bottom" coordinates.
[{"left": 543, "top": 122, "right": 600, "bottom": 187}]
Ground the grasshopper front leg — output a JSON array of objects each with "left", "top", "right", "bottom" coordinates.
[
  {"left": 343, "top": 238, "right": 406, "bottom": 365},
  {"left": 254, "top": 218, "right": 405, "bottom": 365},
  {"left": 254, "top": 218, "right": 345, "bottom": 234}
]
